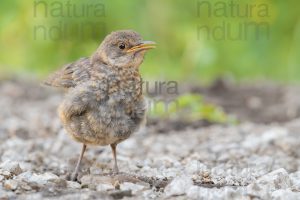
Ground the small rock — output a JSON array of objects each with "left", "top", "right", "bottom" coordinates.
[
  {"left": 17, "top": 171, "right": 59, "bottom": 185},
  {"left": 0, "top": 161, "right": 22, "bottom": 176},
  {"left": 143, "top": 189, "right": 160, "bottom": 199},
  {"left": 96, "top": 183, "right": 115, "bottom": 192},
  {"left": 165, "top": 175, "right": 193, "bottom": 197},
  {"left": 0, "top": 169, "right": 11, "bottom": 179},
  {"left": 135, "top": 161, "right": 144, "bottom": 168},
  {"left": 108, "top": 190, "right": 132, "bottom": 199},
  {"left": 0, "top": 189, "right": 16, "bottom": 200},
  {"left": 290, "top": 171, "right": 300, "bottom": 191},
  {"left": 0, "top": 175, "right": 5, "bottom": 182},
  {"left": 187, "top": 186, "right": 246, "bottom": 200},
  {"left": 18, "top": 162, "right": 34, "bottom": 172},
  {"left": 271, "top": 189, "right": 300, "bottom": 200},
  {"left": 247, "top": 168, "right": 292, "bottom": 199},
  {"left": 161, "top": 167, "right": 182, "bottom": 178},
  {"left": 18, "top": 181, "right": 35, "bottom": 191},
  {"left": 4, "top": 179, "right": 18, "bottom": 191},
  {"left": 66, "top": 181, "right": 81, "bottom": 189},
  {"left": 185, "top": 160, "right": 207, "bottom": 174},
  {"left": 186, "top": 186, "right": 205, "bottom": 199},
  {"left": 89, "top": 163, "right": 107, "bottom": 175},
  {"left": 50, "top": 178, "right": 67, "bottom": 188},
  {"left": 80, "top": 175, "right": 93, "bottom": 186},
  {"left": 257, "top": 168, "right": 292, "bottom": 190},
  {"left": 186, "top": 186, "right": 223, "bottom": 200},
  {"left": 113, "top": 180, "right": 120, "bottom": 190},
  {"left": 120, "top": 182, "right": 145, "bottom": 195},
  {"left": 247, "top": 182, "right": 270, "bottom": 199},
  {"left": 80, "top": 174, "right": 114, "bottom": 190},
  {"left": 80, "top": 175, "right": 94, "bottom": 187}
]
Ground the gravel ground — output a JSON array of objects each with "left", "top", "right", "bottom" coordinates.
[{"left": 0, "top": 80, "right": 300, "bottom": 200}]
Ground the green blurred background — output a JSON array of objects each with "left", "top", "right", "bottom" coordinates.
[{"left": 0, "top": 0, "right": 299, "bottom": 83}]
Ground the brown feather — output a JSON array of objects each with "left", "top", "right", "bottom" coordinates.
[{"left": 44, "top": 57, "right": 91, "bottom": 88}]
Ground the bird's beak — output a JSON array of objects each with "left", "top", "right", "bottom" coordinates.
[{"left": 127, "top": 41, "right": 156, "bottom": 53}]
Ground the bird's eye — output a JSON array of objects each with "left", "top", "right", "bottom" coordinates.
[{"left": 119, "top": 43, "right": 126, "bottom": 50}]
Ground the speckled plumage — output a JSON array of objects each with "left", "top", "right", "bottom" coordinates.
[{"left": 44, "top": 30, "right": 155, "bottom": 180}]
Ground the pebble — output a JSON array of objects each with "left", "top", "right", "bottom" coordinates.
[
  {"left": 66, "top": 181, "right": 81, "bottom": 189},
  {"left": 185, "top": 160, "right": 207, "bottom": 174},
  {"left": 164, "top": 175, "right": 193, "bottom": 197},
  {"left": 0, "top": 175, "right": 5, "bottom": 182},
  {"left": 0, "top": 189, "right": 16, "bottom": 200},
  {"left": 256, "top": 168, "right": 292, "bottom": 190},
  {"left": 4, "top": 179, "right": 18, "bottom": 191},
  {"left": 17, "top": 171, "right": 60, "bottom": 185},
  {"left": 271, "top": 189, "right": 300, "bottom": 200},
  {"left": 96, "top": 183, "right": 115, "bottom": 192},
  {"left": 0, "top": 170, "right": 11, "bottom": 179},
  {"left": 290, "top": 171, "right": 300, "bottom": 191},
  {"left": 0, "top": 161, "right": 22, "bottom": 176},
  {"left": 120, "top": 182, "right": 145, "bottom": 195},
  {"left": 247, "top": 168, "right": 292, "bottom": 199}
]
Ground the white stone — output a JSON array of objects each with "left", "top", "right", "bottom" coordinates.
[
  {"left": 257, "top": 168, "right": 292, "bottom": 190},
  {"left": 143, "top": 189, "right": 160, "bottom": 199},
  {"left": 96, "top": 183, "right": 115, "bottom": 191},
  {"left": 164, "top": 175, "right": 193, "bottom": 197},
  {"left": 0, "top": 169, "right": 11, "bottom": 178},
  {"left": 247, "top": 168, "right": 292, "bottom": 199},
  {"left": 17, "top": 171, "right": 59, "bottom": 185},
  {"left": 4, "top": 179, "right": 18, "bottom": 191},
  {"left": 0, "top": 175, "right": 5, "bottom": 182},
  {"left": 188, "top": 186, "right": 250, "bottom": 200},
  {"left": 271, "top": 189, "right": 300, "bottom": 200},
  {"left": 66, "top": 181, "right": 81, "bottom": 189},
  {"left": 185, "top": 160, "right": 207, "bottom": 174},
  {"left": 290, "top": 171, "right": 300, "bottom": 191},
  {"left": 0, "top": 161, "right": 22, "bottom": 176},
  {"left": 0, "top": 190, "right": 16, "bottom": 200},
  {"left": 120, "top": 182, "right": 145, "bottom": 195},
  {"left": 186, "top": 186, "right": 226, "bottom": 200},
  {"left": 161, "top": 167, "right": 182, "bottom": 178},
  {"left": 18, "top": 162, "right": 34, "bottom": 172},
  {"left": 186, "top": 186, "right": 207, "bottom": 200}
]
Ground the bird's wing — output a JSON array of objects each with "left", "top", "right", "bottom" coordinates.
[
  {"left": 59, "top": 80, "right": 108, "bottom": 120},
  {"left": 44, "top": 57, "right": 92, "bottom": 88}
]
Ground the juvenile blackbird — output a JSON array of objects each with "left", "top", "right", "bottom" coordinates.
[{"left": 44, "top": 30, "right": 156, "bottom": 181}]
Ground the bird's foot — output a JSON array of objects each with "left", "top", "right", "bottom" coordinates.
[
  {"left": 71, "top": 172, "right": 78, "bottom": 182},
  {"left": 112, "top": 168, "right": 119, "bottom": 176}
]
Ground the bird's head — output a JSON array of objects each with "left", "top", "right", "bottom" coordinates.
[{"left": 93, "top": 30, "right": 156, "bottom": 68}]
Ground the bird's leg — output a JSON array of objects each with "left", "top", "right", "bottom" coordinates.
[
  {"left": 71, "top": 143, "right": 87, "bottom": 181},
  {"left": 110, "top": 143, "right": 119, "bottom": 174}
]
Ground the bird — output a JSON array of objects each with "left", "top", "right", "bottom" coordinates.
[{"left": 44, "top": 30, "right": 156, "bottom": 181}]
